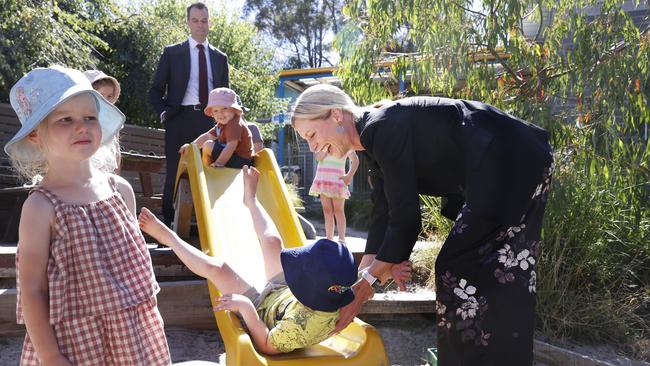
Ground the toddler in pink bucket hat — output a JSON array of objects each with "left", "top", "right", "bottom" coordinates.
[
  {"left": 204, "top": 87, "right": 243, "bottom": 115},
  {"left": 179, "top": 87, "right": 254, "bottom": 168}
]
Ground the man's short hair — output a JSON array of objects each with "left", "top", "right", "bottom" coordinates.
[{"left": 187, "top": 2, "right": 208, "bottom": 19}]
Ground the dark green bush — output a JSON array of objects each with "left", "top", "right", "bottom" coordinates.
[
  {"left": 344, "top": 194, "right": 373, "bottom": 231},
  {"left": 537, "top": 151, "right": 649, "bottom": 349}
]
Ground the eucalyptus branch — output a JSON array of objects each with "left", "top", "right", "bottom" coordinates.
[
  {"left": 473, "top": 41, "right": 522, "bottom": 83},
  {"left": 493, "top": 0, "right": 502, "bottom": 17},
  {"left": 523, "top": 4, "right": 539, "bottom": 19},
  {"left": 543, "top": 66, "right": 576, "bottom": 81},
  {"left": 383, "top": 51, "right": 422, "bottom": 57},
  {"left": 535, "top": 0, "right": 544, "bottom": 42},
  {"left": 449, "top": 0, "right": 486, "bottom": 18}
]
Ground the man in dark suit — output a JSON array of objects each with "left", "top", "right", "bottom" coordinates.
[{"left": 149, "top": 2, "right": 229, "bottom": 226}]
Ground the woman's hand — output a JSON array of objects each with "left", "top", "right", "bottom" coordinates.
[
  {"left": 390, "top": 260, "right": 412, "bottom": 291},
  {"left": 210, "top": 162, "right": 225, "bottom": 168},
  {"left": 369, "top": 259, "right": 411, "bottom": 290},
  {"left": 179, "top": 143, "right": 190, "bottom": 155},
  {"left": 368, "top": 258, "right": 394, "bottom": 285},
  {"left": 213, "top": 294, "right": 254, "bottom": 314},
  {"left": 334, "top": 279, "right": 374, "bottom": 333}
]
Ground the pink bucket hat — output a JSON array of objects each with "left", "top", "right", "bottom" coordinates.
[{"left": 204, "top": 87, "right": 243, "bottom": 116}]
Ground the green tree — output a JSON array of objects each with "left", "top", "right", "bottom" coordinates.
[
  {"left": 0, "top": 0, "right": 287, "bottom": 132},
  {"left": 0, "top": 0, "right": 113, "bottom": 99},
  {"left": 336, "top": 0, "right": 649, "bottom": 355},
  {"left": 244, "top": 0, "right": 344, "bottom": 68},
  {"left": 97, "top": 0, "right": 287, "bottom": 127}
]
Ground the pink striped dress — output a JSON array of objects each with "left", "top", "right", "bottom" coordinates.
[
  {"left": 16, "top": 177, "right": 170, "bottom": 365},
  {"left": 309, "top": 154, "right": 350, "bottom": 199}
]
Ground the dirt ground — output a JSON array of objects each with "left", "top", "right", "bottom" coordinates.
[{"left": 0, "top": 316, "right": 436, "bottom": 366}]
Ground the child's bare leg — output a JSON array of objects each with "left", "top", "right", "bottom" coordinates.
[
  {"left": 243, "top": 166, "right": 283, "bottom": 281},
  {"left": 320, "top": 195, "right": 335, "bottom": 240},
  {"left": 201, "top": 140, "right": 215, "bottom": 167},
  {"left": 332, "top": 198, "right": 347, "bottom": 243},
  {"left": 138, "top": 207, "right": 252, "bottom": 294}
]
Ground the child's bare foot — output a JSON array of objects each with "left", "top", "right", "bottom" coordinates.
[
  {"left": 243, "top": 165, "right": 260, "bottom": 207},
  {"left": 138, "top": 207, "right": 176, "bottom": 246}
]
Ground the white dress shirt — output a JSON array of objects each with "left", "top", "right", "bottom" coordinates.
[{"left": 182, "top": 36, "right": 214, "bottom": 106}]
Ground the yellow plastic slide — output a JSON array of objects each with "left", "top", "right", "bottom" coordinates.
[{"left": 173, "top": 144, "right": 389, "bottom": 366}]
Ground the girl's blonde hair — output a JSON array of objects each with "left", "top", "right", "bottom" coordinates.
[
  {"left": 8, "top": 107, "right": 119, "bottom": 184},
  {"left": 7, "top": 122, "right": 49, "bottom": 183},
  {"left": 290, "top": 84, "right": 360, "bottom": 125}
]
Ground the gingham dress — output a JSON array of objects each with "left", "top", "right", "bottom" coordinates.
[
  {"left": 16, "top": 177, "right": 170, "bottom": 365},
  {"left": 309, "top": 154, "right": 350, "bottom": 199}
]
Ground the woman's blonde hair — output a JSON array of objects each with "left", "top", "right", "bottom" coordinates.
[
  {"left": 8, "top": 116, "right": 119, "bottom": 184},
  {"left": 290, "top": 84, "right": 360, "bottom": 125}
]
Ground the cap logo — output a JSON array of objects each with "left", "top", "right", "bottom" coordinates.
[{"left": 327, "top": 285, "right": 350, "bottom": 294}]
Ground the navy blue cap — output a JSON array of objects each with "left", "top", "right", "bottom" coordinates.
[{"left": 280, "top": 239, "right": 357, "bottom": 312}]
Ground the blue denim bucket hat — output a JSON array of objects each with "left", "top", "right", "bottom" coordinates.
[
  {"left": 4, "top": 65, "right": 125, "bottom": 156},
  {"left": 280, "top": 239, "right": 357, "bottom": 312}
]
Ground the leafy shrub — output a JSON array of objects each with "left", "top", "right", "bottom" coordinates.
[
  {"left": 537, "top": 150, "right": 649, "bottom": 349},
  {"left": 344, "top": 194, "right": 373, "bottom": 230}
]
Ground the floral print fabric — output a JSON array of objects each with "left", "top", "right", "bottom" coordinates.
[{"left": 434, "top": 160, "right": 553, "bottom": 365}]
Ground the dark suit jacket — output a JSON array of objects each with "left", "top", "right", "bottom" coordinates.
[
  {"left": 357, "top": 97, "right": 552, "bottom": 263},
  {"left": 149, "top": 40, "right": 229, "bottom": 120}
]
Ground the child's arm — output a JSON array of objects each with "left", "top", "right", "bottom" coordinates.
[
  {"left": 212, "top": 140, "right": 238, "bottom": 167},
  {"left": 18, "top": 194, "right": 72, "bottom": 365},
  {"left": 341, "top": 151, "right": 360, "bottom": 185},
  {"left": 111, "top": 174, "right": 137, "bottom": 217},
  {"left": 213, "top": 294, "right": 281, "bottom": 355},
  {"left": 180, "top": 130, "right": 215, "bottom": 155}
]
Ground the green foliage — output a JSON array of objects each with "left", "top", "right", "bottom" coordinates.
[
  {"left": 409, "top": 243, "right": 441, "bottom": 290},
  {"left": 0, "top": 0, "right": 111, "bottom": 99},
  {"left": 99, "top": 0, "right": 287, "bottom": 126},
  {"left": 257, "top": 121, "right": 279, "bottom": 142},
  {"left": 95, "top": 9, "right": 183, "bottom": 126},
  {"left": 538, "top": 144, "right": 649, "bottom": 347},
  {"left": 284, "top": 181, "right": 304, "bottom": 209},
  {"left": 419, "top": 195, "right": 453, "bottom": 241},
  {"left": 344, "top": 194, "right": 373, "bottom": 230},
  {"left": 337, "top": 0, "right": 650, "bottom": 352},
  {"left": 0, "top": 0, "right": 286, "bottom": 127}
]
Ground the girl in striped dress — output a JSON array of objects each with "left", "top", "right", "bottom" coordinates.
[
  {"left": 309, "top": 151, "right": 359, "bottom": 244},
  {"left": 6, "top": 66, "right": 170, "bottom": 365}
]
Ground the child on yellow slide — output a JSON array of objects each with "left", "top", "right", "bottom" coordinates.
[
  {"left": 138, "top": 166, "right": 358, "bottom": 354},
  {"left": 179, "top": 87, "right": 254, "bottom": 168}
]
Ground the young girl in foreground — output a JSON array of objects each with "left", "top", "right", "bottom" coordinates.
[{"left": 6, "top": 66, "right": 170, "bottom": 365}]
